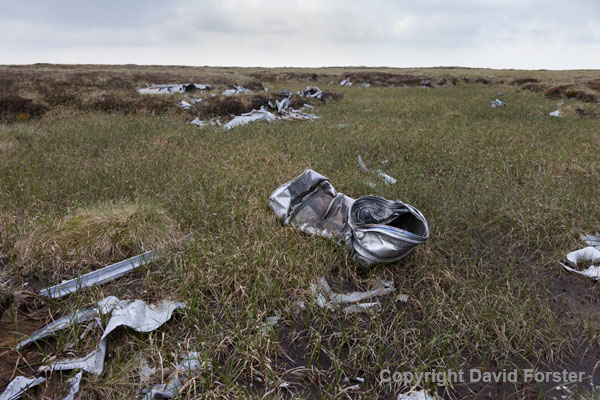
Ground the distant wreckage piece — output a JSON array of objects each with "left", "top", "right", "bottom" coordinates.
[
  {"left": 137, "top": 84, "right": 211, "bottom": 95},
  {"left": 490, "top": 99, "right": 506, "bottom": 108}
]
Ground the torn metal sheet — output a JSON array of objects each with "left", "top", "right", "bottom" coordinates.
[
  {"left": 39, "top": 250, "right": 159, "bottom": 299},
  {"left": 190, "top": 118, "right": 205, "bottom": 127},
  {"left": 223, "top": 107, "right": 277, "bottom": 130},
  {"left": 299, "top": 86, "right": 323, "bottom": 100},
  {"left": 62, "top": 371, "right": 82, "bottom": 400},
  {"left": 311, "top": 277, "right": 395, "bottom": 313},
  {"left": 301, "top": 103, "right": 314, "bottom": 111},
  {"left": 222, "top": 85, "right": 252, "bottom": 96},
  {"left": 362, "top": 83, "right": 371, "bottom": 88},
  {"left": 340, "top": 79, "right": 352, "bottom": 87},
  {"left": 269, "top": 169, "right": 428, "bottom": 266},
  {"left": 565, "top": 246, "right": 600, "bottom": 267},
  {"left": 316, "top": 277, "right": 395, "bottom": 304},
  {"left": 582, "top": 233, "right": 600, "bottom": 249},
  {"left": 137, "top": 84, "right": 210, "bottom": 95},
  {"left": 185, "top": 96, "right": 202, "bottom": 104},
  {"left": 277, "top": 97, "right": 291, "bottom": 113},
  {"left": 561, "top": 246, "right": 600, "bottom": 280},
  {"left": 17, "top": 296, "right": 125, "bottom": 351},
  {"left": 398, "top": 390, "right": 437, "bottom": 400},
  {"left": 549, "top": 110, "right": 562, "bottom": 117},
  {"left": 143, "top": 352, "right": 208, "bottom": 399},
  {"left": 38, "top": 299, "right": 185, "bottom": 376},
  {"left": 561, "top": 262, "right": 600, "bottom": 280},
  {"left": 343, "top": 302, "right": 381, "bottom": 313},
  {"left": 490, "top": 99, "right": 506, "bottom": 108},
  {"left": 358, "top": 155, "right": 397, "bottom": 185},
  {"left": 278, "top": 110, "right": 319, "bottom": 121},
  {"left": 178, "top": 100, "right": 192, "bottom": 110},
  {"left": 396, "top": 293, "right": 409, "bottom": 302},
  {"left": 0, "top": 376, "right": 45, "bottom": 400},
  {"left": 280, "top": 88, "right": 292, "bottom": 98},
  {"left": 259, "top": 314, "right": 281, "bottom": 335}
]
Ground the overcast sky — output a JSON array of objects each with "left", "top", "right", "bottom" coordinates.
[{"left": 1, "top": 0, "right": 599, "bottom": 69}]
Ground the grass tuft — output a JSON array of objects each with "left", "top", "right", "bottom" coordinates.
[{"left": 15, "top": 201, "right": 184, "bottom": 279}]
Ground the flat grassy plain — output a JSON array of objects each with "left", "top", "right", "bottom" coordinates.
[{"left": 1, "top": 65, "right": 600, "bottom": 399}]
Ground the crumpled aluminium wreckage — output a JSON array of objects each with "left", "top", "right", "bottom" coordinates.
[{"left": 268, "top": 169, "right": 429, "bottom": 266}]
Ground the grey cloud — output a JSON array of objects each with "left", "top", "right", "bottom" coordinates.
[{"left": 0, "top": 0, "right": 599, "bottom": 68}]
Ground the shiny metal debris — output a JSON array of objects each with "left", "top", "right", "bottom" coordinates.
[
  {"left": 33, "top": 298, "right": 184, "bottom": 375},
  {"left": 190, "top": 117, "right": 205, "bottom": 127},
  {"left": 397, "top": 390, "right": 437, "bottom": 400},
  {"left": 362, "top": 83, "right": 371, "bottom": 88},
  {"left": 269, "top": 169, "right": 428, "bottom": 266},
  {"left": 582, "top": 233, "right": 600, "bottom": 248},
  {"left": 299, "top": 86, "right": 323, "bottom": 100},
  {"left": 490, "top": 99, "right": 506, "bottom": 108},
  {"left": 340, "top": 79, "right": 352, "bottom": 87},
  {"left": 178, "top": 100, "right": 192, "bottom": 110},
  {"left": 561, "top": 246, "right": 600, "bottom": 280},
  {"left": 222, "top": 85, "right": 252, "bottom": 95},
  {"left": 0, "top": 376, "right": 45, "bottom": 400},
  {"left": 62, "top": 371, "right": 82, "bottom": 400},
  {"left": 358, "top": 155, "right": 397, "bottom": 185},
  {"left": 310, "top": 277, "right": 395, "bottom": 313},
  {"left": 549, "top": 109, "right": 561, "bottom": 117},
  {"left": 143, "top": 352, "right": 209, "bottom": 399},
  {"left": 17, "top": 296, "right": 124, "bottom": 351},
  {"left": 223, "top": 106, "right": 277, "bottom": 130},
  {"left": 137, "top": 84, "right": 210, "bottom": 95},
  {"left": 277, "top": 97, "right": 291, "bottom": 113},
  {"left": 39, "top": 250, "right": 159, "bottom": 299}
]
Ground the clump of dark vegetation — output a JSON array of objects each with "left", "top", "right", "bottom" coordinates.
[
  {"left": 587, "top": 79, "right": 600, "bottom": 92},
  {"left": 249, "top": 71, "right": 322, "bottom": 83},
  {"left": 545, "top": 85, "right": 598, "bottom": 103},
  {"left": 196, "top": 93, "right": 270, "bottom": 118},
  {"left": 0, "top": 95, "right": 48, "bottom": 123},
  {"left": 511, "top": 77, "right": 540, "bottom": 85},
  {"left": 521, "top": 82, "right": 545, "bottom": 92},
  {"left": 575, "top": 106, "right": 600, "bottom": 117},
  {"left": 344, "top": 71, "right": 427, "bottom": 87}
]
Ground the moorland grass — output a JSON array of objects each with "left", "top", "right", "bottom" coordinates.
[{"left": 0, "top": 66, "right": 599, "bottom": 399}]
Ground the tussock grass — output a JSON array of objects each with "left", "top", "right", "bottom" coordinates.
[{"left": 15, "top": 201, "right": 183, "bottom": 279}]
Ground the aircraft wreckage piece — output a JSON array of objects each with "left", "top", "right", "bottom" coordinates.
[
  {"left": 560, "top": 246, "right": 600, "bottom": 280},
  {"left": 358, "top": 155, "right": 397, "bottom": 185},
  {"left": 582, "top": 233, "right": 600, "bottom": 249},
  {"left": 30, "top": 298, "right": 185, "bottom": 375},
  {"left": 0, "top": 376, "right": 46, "bottom": 400},
  {"left": 17, "top": 296, "right": 126, "bottom": 351},
  {"left": 310, "top": 277, "right": 396, "bottom": 313},
  {"left": 137, "top": 84, "right": 211, "bottom": 95},
  {"left": 490, "top": 99, "right": 506, "bottom": 108},
  {"left": 268, "top": 169, "right": 429, "bottom": 266},
  {"left": 39, "top": 250, "right": 159, "bottom": 299},
  {"left": 142, "top": 352, "right": 209, "bottom": 399},
  {"left": 222, "top": 85, "right": 252, "bottom": 95},
  {"left": 223, "top": 107, "right": 277, "bottom": 130}
]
